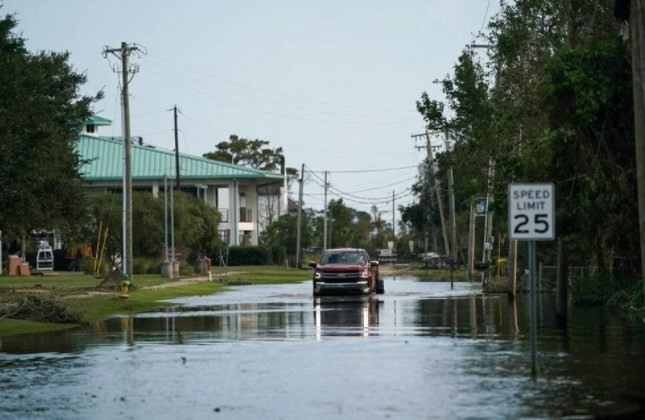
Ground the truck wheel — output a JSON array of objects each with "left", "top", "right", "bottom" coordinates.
[{"left": 376, "top": 277, "right": 385, "bottom": 294}]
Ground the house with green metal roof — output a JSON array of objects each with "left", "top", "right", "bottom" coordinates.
[{"left": 77, "top": 117, "right": 286, "bottom": 246}]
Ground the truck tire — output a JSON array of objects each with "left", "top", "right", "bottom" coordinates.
[{"left": 376, "top": 277, "right": 385, "bottom": 294}]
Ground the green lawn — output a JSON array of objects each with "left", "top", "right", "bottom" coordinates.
[
  {"left": 409, "top": 267, "right": 469, "bottom": 282},
  {"left": 0, "top": 266, "right": 311, "bottom": 337}
]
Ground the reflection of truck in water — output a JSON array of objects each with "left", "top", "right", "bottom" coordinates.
[
  {"left": 314, "top": 297, "right": 380, "bottom": 337},
  {"left": 309, "top": 248, "right": 384, "bottom": 297}
]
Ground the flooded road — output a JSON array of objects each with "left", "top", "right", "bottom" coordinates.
[{"left": 1, "top": 276, "right": 645, "bottom": 419}]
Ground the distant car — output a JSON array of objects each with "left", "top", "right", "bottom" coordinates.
[{"left": 309, "top": 248, "right": 383, "bottom": 297}]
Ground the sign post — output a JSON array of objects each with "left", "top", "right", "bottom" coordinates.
[{"left": 508, "top": 183, "right": 555, "bottom": 377}]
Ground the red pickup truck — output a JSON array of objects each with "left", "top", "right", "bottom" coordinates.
[{"left": 309, "top": 248, "right": 384, "bottom": 297}]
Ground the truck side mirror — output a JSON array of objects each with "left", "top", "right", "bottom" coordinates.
[
  {"left": 370, "top": 261, "right": 379, "bottom": 267},
  {"left": 308, "top": 261, "right": 318, "bottom": 269}
]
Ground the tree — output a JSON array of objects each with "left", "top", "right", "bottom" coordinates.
[
  {"left": 0, "top": 14, "right": 101, "bottom": 242},
  {"left": 261, "top": 212, "right": 312, "bottom": 260},
  {"left": 203, "top": 134, "right": 284, "bottom": 171},
  {"left": 90, "top": 192, "right": 220, "bottom": 264}
]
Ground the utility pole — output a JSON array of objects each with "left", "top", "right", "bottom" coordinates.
[
  {"left": 323, "top": 171, "right": 328, "bottom": 251},
  {"left": 629, "top": 0, "right": 645, "bottom": 307},
  {"left": 295, "top": 164, "right": 305, "bottom": 268},
  {"left": 103, "top": 42, "right": 144, "bottom": 278},
  {"left": 445, "top": 129, "right": 458, "bottom": 261},
  {"left": 508, "top": 130, "right": 521, "bottom": 297},
  {"left": 392, "top": 190, "right": 396, "bottom": 241},
  {"left": 481, "top": 159, "right": 496, "bottom": 264},
  {"left": 467, "top": 201, "right": 476, "bottom": 281},
  {"left": 412, "top": 131, "right": 450, "bottom": 255},
  {"left": 448, "top": 167, "right": 457, "bottom": 260},
  {"left": 174, "top": 105, "right": 180, "bottom": 189},
  {"left": 425, "top": 131, "right": 451, "bottom": 256}
]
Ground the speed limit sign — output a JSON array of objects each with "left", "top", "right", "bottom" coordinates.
[{"left": 508, "top": 183, "right": 555, "bottom": 241}]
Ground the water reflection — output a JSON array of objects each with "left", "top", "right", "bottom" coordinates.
[
  {"left": 1, "top": 277, "right": 645, "bottom": 419},
  {"left": 314, "top": 296, "right": 380, "bottom": 338}
]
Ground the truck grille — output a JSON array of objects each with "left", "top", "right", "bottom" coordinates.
[{"left": 321, "top": 272, "right": 361, "bottom": 282}]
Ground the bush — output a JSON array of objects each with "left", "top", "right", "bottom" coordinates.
[
  {"left": 132, "top": 257, "right": 162, "bottom": 275},
  {"left": 268, "top": 244, "right": 287, "bottom": 265},
  {"left": 571, "top": 274, "right": 614, "bottom": 306},
  {"left": 179, "top": 263, "right": 194, "bottom": 276},
  {"left": 227, "top": 246, "right": 270, "bottom": 265},
  {"left": 81, "top": 257, "right": 110, "bottom": 276}
]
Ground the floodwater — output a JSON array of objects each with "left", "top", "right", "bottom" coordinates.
[{"left": 1, "top": 276, "right": 645, "bottom": 419}]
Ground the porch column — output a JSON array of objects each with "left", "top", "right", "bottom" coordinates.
[
  {"left": 248, "top": 184, "right": 259, "bottom": 245},
  {"left": 228, "top": 179, "right": 239, "bottom": 246}
]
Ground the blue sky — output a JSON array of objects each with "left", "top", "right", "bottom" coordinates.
[{"left": 3, "top": 0, "right": 500, "bottom": 218}]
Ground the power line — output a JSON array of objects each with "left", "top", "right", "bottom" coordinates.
[
  {"left": 307, "top": 165, "right": 417, "bottom": 174},
  {"left": 479, "top": 0, "right": 492, "bottom": 33},
  {"left": 147, "top": 53, "right": 417, "bottom": 114},
  {"left": 145, "top": 57, "right": 419, "bottom": 122},
  {"left": 143, "top": 67, "right": 419, "bottom": 126}
]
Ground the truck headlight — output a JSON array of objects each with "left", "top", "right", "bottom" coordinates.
[
  {"left": 360, "top": 270, "right": 369, "bottom": 278},
  {"left": 314, "top": 272, "right": 321, "bottom": 279}
]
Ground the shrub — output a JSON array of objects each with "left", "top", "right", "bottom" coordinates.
[
  {"left": 132, "top": 257, "right": 162, "bottom": 275},
  {"left": 81, "top": 257, "right": 110, "bottom": 276},
  {"left": 268, "top": 244, "right": 287, "bottom": 265},
  {"left": 179, "top": 263, "right": 194, "bottom": 276},
  {"left": 227, "top": 246, "right": 270, "bottom": 265},
  {"left": 570, "top": 274, "right": 614, "bottom": 306}
]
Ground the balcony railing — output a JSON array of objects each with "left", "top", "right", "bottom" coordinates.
[
  {"left": 218, "top": 208, "right": 229, "bottom": 223},
  {"left": 240, "top": 207, "right": 253, "bottom": 223}
]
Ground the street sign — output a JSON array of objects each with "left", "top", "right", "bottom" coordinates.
[
  {"left": 508, "top": 182, "right": 555, "bottom": 377},
  {"left": 508, "top": 183, "right": 555, "bottom": 241}
]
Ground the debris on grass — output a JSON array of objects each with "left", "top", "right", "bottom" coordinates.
[{"left": 0, "top": 294, "right": 84, "bottom": 324}]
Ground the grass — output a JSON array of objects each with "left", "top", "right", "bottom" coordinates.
[
  {"left": 0, "top": 265, "right": 311, "bottom": 337},
  {"left": 0, "top": 319, "right": 72, "bottom": 336},
  {"left": 409, "top": 267, "right": 469, "bottom": 282}
]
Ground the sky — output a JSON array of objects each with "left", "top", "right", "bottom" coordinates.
[{"left": 3, "top": 0, "right": 501, "bottom": 222}]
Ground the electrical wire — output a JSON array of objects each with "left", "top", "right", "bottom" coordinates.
[
  {"left": 307, "top": 165, "right": 418, "bottom": 174},
  {"left": 142, "top": 67, "right": 419, "bottom": 126},
  {"left": 147, "top": 53, "right": 417, "bottom": 114},
  {"left": 145, "top": 58, "right": 418, "bottom": 122}
]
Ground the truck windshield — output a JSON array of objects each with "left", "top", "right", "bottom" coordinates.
[{"left": 320, "top": 251, "right": 366, "bottom": 265}]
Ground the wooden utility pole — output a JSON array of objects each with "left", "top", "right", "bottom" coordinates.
[
  {"left": 174, "top": 105, "right": 180, "bottom": 189},
  {"left": 424, "top": 131, "right": 451, "bottom": 256},
  {"left": 467, "top": 201, "right": 476, "bottom": 281},
  {"left": 448, "top": 167, "right": 457, "bottom": 260},
  {"left": 103, "top": 42, "right": 143, "bottom": 278},
  {"left": 630, "top": 0, "right": 645, "bottom": 307},
  {"left": 392, "top": 190, "right": 396, "bottom": 240},
  {"left": 323, "top": 171, "right": 328, "bottom": 251},
  {"left": 295, "top": 164, "right": 305, "bottom": 268}
]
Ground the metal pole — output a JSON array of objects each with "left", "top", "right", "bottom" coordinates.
[
  {"left": 529, "top": 240, "right": 538, "bottom": 377},
  {"left": 295, "top": 164, "right": 304, "bottom": 268},
  {"left": 164, "top": 175, "right": 169, "bottom": 263}
]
